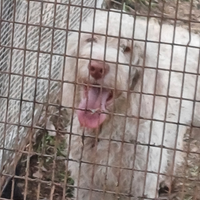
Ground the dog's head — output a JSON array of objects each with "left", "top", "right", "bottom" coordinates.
[{"left": 63, "top": 11, "right": 143, "bottom": 129}]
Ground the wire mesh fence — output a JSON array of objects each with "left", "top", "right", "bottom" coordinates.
[
  {"left": 0, "top": 0, "right": 99, "bottom": 198},
  {"left": 0, "top": 0, "right": 200, "bottom": 200}
]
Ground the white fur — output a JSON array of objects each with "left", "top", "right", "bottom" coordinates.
[{"left": 62, "top": 10, "right": 200, "bottom": 200}]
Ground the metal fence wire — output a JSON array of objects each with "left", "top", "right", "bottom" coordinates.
[
  {"left": 0, "top": 0, "right": 200, "bottom": 200},
  {"left": 0, "top": 0, "right": 97, "bottom": 197}
]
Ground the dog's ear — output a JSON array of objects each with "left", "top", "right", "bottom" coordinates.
[
  {"left": 62, "top": 34, "right": 79, "bottom": 109},
  {"left": 129, "top": 42, "right": 143, "bottom": 90},
  {"left": 129, "top": 67, "right": 140, "bottom": 90},
  {"left": 66, "top": 33, "right": 79, "bottom": 56},
  {"left": 63, "top": 33, "right": 79, "bottom": 80}
]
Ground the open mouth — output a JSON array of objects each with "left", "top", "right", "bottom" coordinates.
[{"left": 77, "top": 84, "right": 114, "bottom": 129}]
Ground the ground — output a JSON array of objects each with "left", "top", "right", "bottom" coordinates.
[
  {"left": 105, "top": 0, "right": 200, "bottom": 32},
  {"left": 16, "top": 1, "right": 200, "bottom": 200},
  {"left": 17, "top": 132, "right": 73, "bottom": 200}
]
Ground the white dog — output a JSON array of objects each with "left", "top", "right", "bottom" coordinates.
[{"left": 62, "top": 10, "right": 200, "bottom": 200}]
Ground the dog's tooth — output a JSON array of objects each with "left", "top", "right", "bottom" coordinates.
[
  {"left": 91, "top": 109, "right": 95, "bottom": 114},
  {"left": 90, "top": 109, "right": 97, "bottom": 114}
]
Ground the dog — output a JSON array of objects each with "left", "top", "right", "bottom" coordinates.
[{"left": 62, "top": 10, "right": 200, "bottom": 200}]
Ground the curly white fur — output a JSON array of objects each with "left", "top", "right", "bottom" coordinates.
[{"left": 62, "top": 10, "right": 200, "bottom": 200}]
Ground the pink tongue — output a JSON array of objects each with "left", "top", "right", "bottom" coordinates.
[{"left": 77, "top": 87, "right": 110, "bottom": 128}]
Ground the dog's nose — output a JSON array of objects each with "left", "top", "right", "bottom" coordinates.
[{"left": 88, "top": 60, "right": 109, "bottom": 80}]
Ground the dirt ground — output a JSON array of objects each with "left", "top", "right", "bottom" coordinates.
[
  {"left": 17, "top": 133, "right": 73, "bottom": 200},
  {"left": 16, "top": 1, "right": 200, "bottom": 200},
  {"left": 105, "top": 0, "right": 200, "bottom": 32}
]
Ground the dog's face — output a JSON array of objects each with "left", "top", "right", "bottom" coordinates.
[
  {"left": 63, "top": 13, "right": 142, "bottom": 129},
  {"left": 76, "top": 33, "right": 134, "bottom": 88}
]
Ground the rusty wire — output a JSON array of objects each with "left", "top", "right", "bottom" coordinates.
[{"left": 0, "top": 0, "right": 200, "bottom": 200}]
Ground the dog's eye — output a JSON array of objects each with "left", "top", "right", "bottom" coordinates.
[
  {"left": 86, "top": 38, "right": 97, "bottom": 43},
  {"left": 121, "top": 45, "right": 131, "bottom": 53},
  {"left": 123, "top": 46, "right": 131, "bottom": 53}
]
